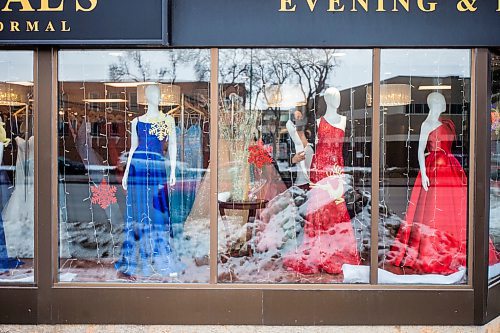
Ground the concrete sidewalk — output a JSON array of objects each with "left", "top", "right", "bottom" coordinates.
[{"left": 0, "top": 316, "right": 499, "bottom": 333}]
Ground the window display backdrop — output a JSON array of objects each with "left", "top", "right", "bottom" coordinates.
[
  {"left": 0, "top": 51, "right": 35, "bottom": 284},
  {"left": 378, "top": 49, "right": 478, "bottom": 285},
  {"left": 58, "top": 50, "right": 211, "bottom": 283},
  {"left": 489, "top": 53, "right": 500, "bottom": 282},
  {"left": 217, "top": 49, "right": 373, "bottom": 284}
]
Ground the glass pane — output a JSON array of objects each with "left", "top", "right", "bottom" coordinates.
[
  {"left": 0, "top": 51, "right": 35, "bottom": 284},
  {"left": 217, "top": 49, "right": 373, "bottom": 284},
  {"left": 58, "top": 50, "right": 211, "bottom": 283},
  {"left": 379, "top": 49, "right": 470, "bottom": 284},
  {"left": 489, "top": 53, "right": 500, "bottom": 282}
]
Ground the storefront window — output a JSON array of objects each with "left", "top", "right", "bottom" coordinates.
[
  {"left": 0, "top": 51, "right": 35, "bottom": 284},
  {"left": 489, "top": 52, "right": 500, "bottom": 282},
  {"left": 217, "top": 49, "right": 373, "bottom": 283},
  {"left": 379, "top": 49, "right": 471, "bottom": 284},
  {"left": 58, "top": 50, "right": 211, "bottom": 283}
]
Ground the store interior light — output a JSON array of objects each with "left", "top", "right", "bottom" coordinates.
[
  {"left": 265, "top": 84, "right": 307, "bottom": 108},
  {"left": 82, "top": 98, "right": 128, "bottom": 103},
  {"left": 418, "top": 85, "right": 452, "bottom": 91},
  {"left": 6, "top": 81, "right": 34, "bottom": 87},
  {"left": 380, "top": 84, "right": 412, "bottom": 107},
  {"left": 137, "top": 83, "right": 181, "bottom": 106},
  {"left": 0, "top": 82, "right": 29, "bottom": 106},
  {"left": 105, "top": 82, "right": 142, "bottom": 88}
]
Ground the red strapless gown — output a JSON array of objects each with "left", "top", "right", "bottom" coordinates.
[
  {"left": 387, "top": 118, "right": 500, "bottom": 275},
  {"left": 283, "top": 117, "right": 360, "bottom": 275}
]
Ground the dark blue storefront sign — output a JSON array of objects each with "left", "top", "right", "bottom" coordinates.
[
  {"left": 171, "top": 0, "right": 500, "bottom": 47},
  {"left": 0, "top": 0, "right": 168, "bottom": 45}
]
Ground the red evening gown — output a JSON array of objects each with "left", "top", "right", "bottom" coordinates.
[
  {"left": 387, "top": 118, "right": 500, "bottom": 275},
  {"left": 283, "top": 117, "right": 360, "bottom": 275}
]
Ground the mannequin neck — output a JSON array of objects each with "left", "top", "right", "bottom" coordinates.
[
  {"left": 426, "top": 108, "right": 442, "bottom": 123},
  {"left": 324, "top": 106, "right": 340, "bottom": 121},
  {"left": 146, "top": 104, "right": 160, "bottom": 116}
]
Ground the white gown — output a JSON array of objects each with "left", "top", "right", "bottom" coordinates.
[{"left": 3, "top": 136, "right": 34, "bottom": 258}]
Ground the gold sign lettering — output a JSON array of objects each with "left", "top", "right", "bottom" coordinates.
[
  {"left": 39, "top": 0, "right": 64, "bottom": 11},
  {"left": 279, "top": 0, "right": 296, "bottom": 11},
  {"left": 10, "top": 21, "right": 20, "bottom": 31},
  {"left": 45, "top": 21, "right": 55, "bottom": 31},
  {"left": 457, "top": 0, "right": 476, "bottom": 12},
  {"left": 376, "top": 0, "right": 386, "bottom": 11},
  {"left": 61, "top": 20, "right": 71, "bottom": 31},
  {"left": 2, "top": 0, "right": 35, "bottom": 12},
  {"left": 417, "top": 0, "right": 437, "bottom": 12},
  {"left": 392, "top": 0, "right": 410, "bottom": 11},
  {"left": 327, "top": 0, "right": 345, "bottom": 11},
  {"left": 26, "top": 20, "right": 39, "bottom": 31},
  {"left": 351, "top": 0, "right": 368, "bottom": 12},
  {"left": 306, "top": 0, "right": 319, "bottom": 11},
  {"left": 76, "top": 0, "right": 98, "bottom": 12},
  {"left": 498, "top": 0, "right": 500, "bottom": 11},
  {"left": 0, "top": 22, "right": 3, "bottom": 31}
]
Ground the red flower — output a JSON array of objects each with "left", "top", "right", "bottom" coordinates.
[
  {"left": 91, "top": 179, "right": 118, "bottom": 209},
  {"left": 248, "top": 141, "right": 273, "bottom": 169}
]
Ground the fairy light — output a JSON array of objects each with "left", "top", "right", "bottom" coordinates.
[
  {"left": 348, "top": 86, "right": 364, "bottom": 261},
  {"left": 58, "top": 84, "right": 74, "bottom": 274},
  {"left": 82, "top": 83, "right": 102, "bottom": 266}
]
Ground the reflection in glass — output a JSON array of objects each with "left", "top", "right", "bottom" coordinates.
[
  {"left": 489, "top": 53, "right": 500, "bottom": 281},
  {"left": 0, "top": 51, "right": 34, "bottom": 283},
  {"left": 379, "top": 50, "right": 472, "bottom": 284},
  {"left": 58, "top": 50, "right": 211, "bottom": 283},
  {"left": 217, "top": 49, "right": 373, "bottom": 283}
]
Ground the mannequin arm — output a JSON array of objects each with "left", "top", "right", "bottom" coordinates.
[
  {"left": 122, "top": 119, "right": 138, "bottom": 190},
  {"left": 418, "top": 123, "right": 431, "bottom": 191},
  {"left": 0, "top": 144, "right": 4, "bottom": 166},
  {"left": 168, "top": 117, "right": 177, "bottom": 186}
]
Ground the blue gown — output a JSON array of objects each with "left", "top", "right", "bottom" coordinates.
[{"left": 115, "top": 120, "right": 184, "bottom": 278}]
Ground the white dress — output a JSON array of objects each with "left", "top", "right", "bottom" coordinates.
[{"left": 2, "top": 136, "right": 34, "bottom": 258}]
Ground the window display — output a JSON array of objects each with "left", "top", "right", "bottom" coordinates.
[
  {"left": 58, "top": 50, "right": 211, "bottom": 283},
  {"left": 489, "top": 52, "right": 500, "bottom": 281},
  {"left": 0, "top": 51, "right": 34, "bottom": 284},
  {"left": 217, "top": 49, "right": 373, "bottom": 283},
  {"left": 379, "top": 49, "right": 473, "bottom": 284}
]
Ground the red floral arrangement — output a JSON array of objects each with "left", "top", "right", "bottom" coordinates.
[
  {"left": 91, "top": 178, "right": 117, "bottom": 209},
  {"left": 248, "top": 140, "right": 273, "bottom": 169}
]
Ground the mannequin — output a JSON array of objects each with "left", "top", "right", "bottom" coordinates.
[
  {"left": 385, "top": 91, "right": 477, "bottom": 275},
  {"left": 319, "top": 87, "right": 347, "bottom": 133},
  {"left": 115, "top": 84, "right": 184, "bottom": 279},
  {"left": 286, "top": 119, "right": 313, "bottom": 187},
  {"left": 283, "top": 86, "right": 360, "bottom": 275},
  {"left": 2, "top": 119, "right": 34, "bottom": 259},
  {"left": 417, "top": 92, "right": 446, "bottom": 191},
  {"left": 122, "top": 84, "right": 176, "bottom": 190}
]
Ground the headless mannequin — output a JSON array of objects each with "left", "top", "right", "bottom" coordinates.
[
  {"left": 122, "top": 85, "right": 177, "bottom": 190},
  {"left": 418, "top": 92, "right": 446, "bottom": 192},
  {"left": 318, "top": 87, "right": 347, "bottom": 132},
  {"left": 286, "top": 119, "right": 312, "bottom": 186}
]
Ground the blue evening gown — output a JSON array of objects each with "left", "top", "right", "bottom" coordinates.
[{"left": 115, "top": 120, "right": 184, "bottom": 278}]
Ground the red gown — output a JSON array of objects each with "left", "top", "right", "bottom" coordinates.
[
  {"left": 387, "top": 118, "right": 500, "bottom": 275},
  {"left": 283, "top": 117, "right": 360, "bottom": 274}
]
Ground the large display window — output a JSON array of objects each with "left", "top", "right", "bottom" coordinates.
[
  {"left": 0, "top": 51, "right": 34, "bottom": 284},
  {"left": 58, "top": 50, "right": 211, "bottom": 283},
  {"left": 377, "top": 50, "right": 477, "bottom": 284},
  {"left": 216, "top": 49, "right": 373, "bottom": 283}
]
